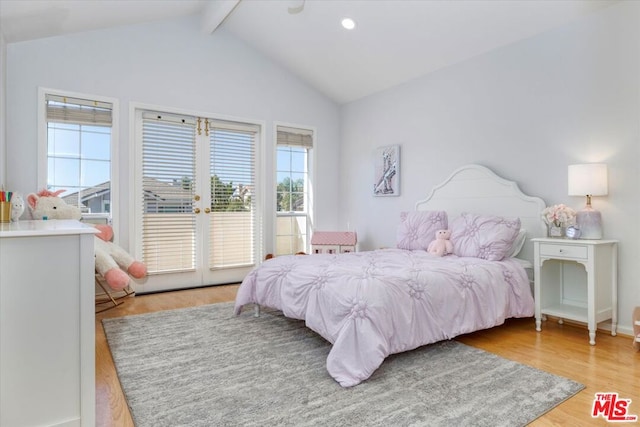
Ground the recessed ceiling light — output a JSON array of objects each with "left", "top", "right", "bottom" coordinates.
[
  {"left": 288, "top": 0, "right": 305, "bottom": 15},
  {"left": 341, "top": 18, "right": 356, "bottom": 30}
]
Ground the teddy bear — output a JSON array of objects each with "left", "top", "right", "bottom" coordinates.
[
  {"left": 27, "top": 189, "right": 147, "bottom": 291},
  {"left": 427, "top": 229, "right": 453, "bottom": 257}
]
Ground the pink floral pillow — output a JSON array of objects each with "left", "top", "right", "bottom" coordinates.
[
  {"left": 450, "top": 213, "right": 521, "bottom": 261},
  {"left": 396, "top": 211, "right": 448, "bottom": 251}
]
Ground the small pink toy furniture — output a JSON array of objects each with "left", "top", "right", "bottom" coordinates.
[{"left": 311, "top": 231, "right": 357, "bottom": 254}]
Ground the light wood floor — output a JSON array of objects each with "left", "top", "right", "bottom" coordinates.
[{"left": 96, "top": 285, "right": 639, "bottom": 426}]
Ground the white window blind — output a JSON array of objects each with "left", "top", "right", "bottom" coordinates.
[
  {"left": 46, "top": 94, "right": 112, "bottom": 126},
  {"left": 141, "top": 112, "right": 197, "bottom": 274},
  {"left": 209, "top": 121, "right": 257, "bottom": 269},
  {"left": 277, "top": 126, "right": 313, "bottom": 148}
]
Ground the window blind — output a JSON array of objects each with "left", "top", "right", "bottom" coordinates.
[
  {"left": 208, "top": 122, "right": 257, "bottom": 269},
  {"left": 46, "top": 94, "right": 112, "bottom": 126},
  {"left": 276, "top": 126, "right": 313, "bottom": 148},
  {"left": 141, "top": 112, "right": 197, "bottom": 274}
]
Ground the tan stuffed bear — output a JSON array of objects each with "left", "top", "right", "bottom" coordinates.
[
  {"left": 27, "top": 189, "right": 147, "bottom": 290},
  {"left": 427, "top": 229, "right": 453, "bottom": 257}
]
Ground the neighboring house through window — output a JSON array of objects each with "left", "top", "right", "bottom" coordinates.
[{"left": 275, "top": 125, "right": 314, "bottom": 255}]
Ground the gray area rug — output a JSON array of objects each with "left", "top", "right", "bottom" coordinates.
[{"left": 103, "top": 302, "right": 584, "bottom": 427}]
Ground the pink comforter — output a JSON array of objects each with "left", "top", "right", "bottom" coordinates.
[{"left": 234, "top": 249, "right": 534, "bottom": 387}]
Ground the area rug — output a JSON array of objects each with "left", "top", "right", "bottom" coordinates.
[{"left": 103, "top": 302, "right": 584, "bottom": 427}]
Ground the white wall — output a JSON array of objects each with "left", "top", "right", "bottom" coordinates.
[
  {"left": 340, "top": 1, "right": 640, "bottom": 334},
  {"left": 0, "top": 32, "right": 6, "bottom": 187},
  {"left": 5, "top": 16, "right": 341, "bottom": 253}
]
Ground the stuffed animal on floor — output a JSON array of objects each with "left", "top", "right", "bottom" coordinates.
[
  {"left": 427, "top": 229, "right": 453, "bottom": 257},
  {"left": 27, "top": 189, "right": 147, "bottom": 290}
]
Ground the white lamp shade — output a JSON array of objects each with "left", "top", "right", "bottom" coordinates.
[{"left": 568, "top": 164, "right": 608, "bottom": 196}]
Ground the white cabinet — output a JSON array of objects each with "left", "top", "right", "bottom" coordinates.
[
  {"left": 533, "top": 238, "right": 618, "bottom": 345},
  {"left": 0, "top": 220, "right": 97, "bottom": 427}
]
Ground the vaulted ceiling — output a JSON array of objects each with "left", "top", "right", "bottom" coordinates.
[{"left": 0, "top": 0, "right": 616, "bottom": 104}]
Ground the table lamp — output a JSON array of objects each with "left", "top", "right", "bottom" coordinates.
[{"left": 568, "top": 163, "right": 608, "bottom": 239}]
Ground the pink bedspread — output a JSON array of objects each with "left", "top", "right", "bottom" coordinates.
[{"left": 234, "top": 249, "right": 534, "bottom": 387}]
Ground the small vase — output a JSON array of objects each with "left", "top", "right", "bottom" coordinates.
[{"left": 548, "top": 224, "right": 565, "bottom": 238}]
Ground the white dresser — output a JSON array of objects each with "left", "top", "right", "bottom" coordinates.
[{"left": 0, "top": 220, "right": 97, "bottom": 427}]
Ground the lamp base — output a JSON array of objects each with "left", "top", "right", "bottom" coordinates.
[{"left": 576, "top": 207, "right": 603, "bottom": 239}]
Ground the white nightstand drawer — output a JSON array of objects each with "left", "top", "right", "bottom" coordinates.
[{"left": 539, "top": 243, "right": 587, "bottom": 260}]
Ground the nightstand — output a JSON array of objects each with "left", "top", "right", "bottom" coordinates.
[{"left": 532, "top": 238, "right": 618, "bottom": 345}]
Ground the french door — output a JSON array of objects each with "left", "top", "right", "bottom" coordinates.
[{"left": 133, "top": 109, "right": 260, "bottom": 293}]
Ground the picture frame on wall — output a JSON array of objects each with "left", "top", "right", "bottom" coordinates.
[{"left": 373, "top": 144, "right": 400, "bottom": 197}]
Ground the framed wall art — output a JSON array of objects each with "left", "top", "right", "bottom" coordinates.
[{"left": 373, "top": 144, "right": 400, "bottom": 197}]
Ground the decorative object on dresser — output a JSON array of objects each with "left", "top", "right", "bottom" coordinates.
[
  {"left": 310, "top": 231, "right": 357, "bottom": 254},
  {"left": 0, "top": 200, "right": 9, "bottom": 223},
  {"left": 541, "top": 204, "right": 576, "bottom": 238},
  {"left": 10, "top": 193, "right": 25, "bottom": 222},
  {"left": 533, "top": 237, "right": 618, "bottom": 345},
  {"left": 0, "top": 188, "right": 11, "bottom": 223},
  {"left": 568, "top": 163, "right": 608, "bottom": 239}
]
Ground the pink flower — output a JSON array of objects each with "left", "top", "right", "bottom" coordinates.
[{"left": 541, "top": 204, "right": 576, "bottom": 227}]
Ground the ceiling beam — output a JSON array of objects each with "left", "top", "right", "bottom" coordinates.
[{"left": 201, "top": 0, "right": 240, "bottom": 34}]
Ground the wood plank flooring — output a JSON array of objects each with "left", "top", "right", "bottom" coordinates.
[{"left": 95, "top": 285, "right": 639, "bottom": 426}]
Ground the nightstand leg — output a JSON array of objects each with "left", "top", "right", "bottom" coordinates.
[
  {"left": 558, "top": 318, "right": 563, "bottom": 325},
  {"left": 589, "top": 330, "right": 596, "bottom": 346},
  {"left": 535, "top": 318, "right": 541, "bottom": 332}
]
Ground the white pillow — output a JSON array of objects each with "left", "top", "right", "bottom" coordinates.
[{"left": 506, "top": 229, "right": 527, "bottom": 258}]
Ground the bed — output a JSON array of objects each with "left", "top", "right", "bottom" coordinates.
[{"left": 234, "top": 164, "right": 547, "bottom": 387}]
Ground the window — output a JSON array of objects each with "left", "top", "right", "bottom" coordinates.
[
  {"left": 275, "top": 125, "right": 313, "bottom": 255},
  {"left": 44, "top": 92, "right": 113, "bottom": 216}
]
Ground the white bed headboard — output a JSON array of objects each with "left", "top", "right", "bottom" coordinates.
[{"left": 415, "top": 164, "right": 546, "bottom": 264}]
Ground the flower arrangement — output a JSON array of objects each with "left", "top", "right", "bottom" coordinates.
[{"left": 541, "top": 204, "right": 576, "bottom": 227}]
